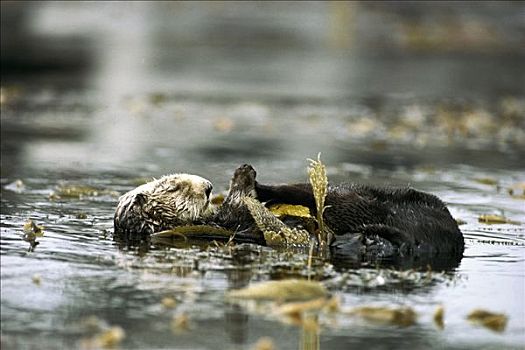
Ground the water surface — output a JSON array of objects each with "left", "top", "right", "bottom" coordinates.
[{"left": 1, "top": 86, "right": 524, "bottom": 349}]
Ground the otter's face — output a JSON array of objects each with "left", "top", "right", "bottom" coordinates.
[{"left": 150, "top": 174, "right": 213, "bottom": 222}]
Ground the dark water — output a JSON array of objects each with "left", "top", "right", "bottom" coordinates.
[{"left": 2, "top": 2, "right": 525, "bottom": 349}]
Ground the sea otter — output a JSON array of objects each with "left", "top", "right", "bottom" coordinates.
[{"left": 114, "top": 164, "right": 464, "bottom": 260}]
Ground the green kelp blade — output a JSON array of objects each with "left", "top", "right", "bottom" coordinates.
[
  {"left": 243, "top": 196, "right": 310, "bottom": 246},
  {"left": 268, "top": 204, "right": 311, "bottom": 218},
  {"left": 151, "top": 225, "right": 235, "bottom": 241}
]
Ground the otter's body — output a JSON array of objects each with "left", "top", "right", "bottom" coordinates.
[
  {"left": 113, "top": 165, "right": 464, "bottom": 262},
  {"left": 255, "top": 182, "right": 464, "bottom": 257}
]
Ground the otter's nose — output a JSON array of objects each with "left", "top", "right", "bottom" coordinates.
[{"left": 205, "top": 185, "right": 212, "bottom": 199}]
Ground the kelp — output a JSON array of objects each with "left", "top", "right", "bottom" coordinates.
[
  {"left": 473, "top": 177, "right": 498, "bottom": 186},
  {"left": 161, "top": 297, "right": 177, "bottom": 309},
  {"left": 32, "top": 274, "right": 42, "bottom": 286},
  {"left": 433, "top": 305, "right": 445, "bottom": 330},
  {"left": 95, "top": 327, "right": 126, "bottom": 348},
  {"left": 151, "top": 225, "right": 235, "bottom": 241},
  {"left": 228, "top": 279, "right": 327, "bottom": 302},
  {"left": 346, "top": 306, "right": 417, "bottom": 327},
  {"left": 276, "top": 296, "right": 340, "bottom": 317},
  {"left": 171, "top": 312, "right": 191, "bottom": 333},
  {"left": 508, "top": 182, "right": 525, "bottom": 200},
  {"left": 23, "top": 219, "right": 44, "bottom": 252},
  {"left": 244, "top": 197, "right": 310, "bottom": 246},
  {"left": 307, "top": 154, "right": 331, "bottom": 252},
  {"left": 79, "top": 316, "right": 125, "bottom": 349},
  {"left": 23, "top": 219, "right": 44, "bottom": 237},
  {"left": 50, "top": 183, "right": 119, "bottom": 199},
  {"left": 478, "top": 214, "right": 520, "bottom": 225},
  {"left": 268, "top": 204, "right": 311, "bottom": 218},
  {"left": 467, "top": 309, "right": 508, "bottom": 332},
  {"left": 4, "top": 179, "right": 25, "bottom": 193},
  {"left": 253, "top": 337, "right": 275, "bottom": 350}
]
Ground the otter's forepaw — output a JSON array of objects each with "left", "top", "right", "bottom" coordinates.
[
  {"left": 233, "top": 164, "right": 257, "bottom": 182},
  {"left": 224, "top": 164, "right": 258, "bottom": 205}
]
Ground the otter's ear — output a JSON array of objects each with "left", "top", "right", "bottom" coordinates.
[{"left": 134, "top": 193, "right": 147, "bottom": 206}]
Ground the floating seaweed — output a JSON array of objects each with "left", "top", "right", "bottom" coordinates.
[
  {"left": 79, "top": 316, "right": 125, "bottom": 349},
  {"left": 23, "top": 219, "right": 44, "bottom": 252},
  {"left": 23, "top": 219, "right": 44, "bottom": 237},
  {"left": 467, "top": 309, "right": 508, "bottom": 332},
  {"left": 252, "top": 337, "right": 275, "bottom": 350},
  {"left": 508, "top": 183, "right": 525, "bottom": 200},
  {"left": 161, "top": 297, "right": 177, "bottom": 309},
  {"left": 346, "top": 306, "right": 417, "bottom": 327},
  {"left": 4, "top": 179, "right": 25, "bottom": 193},
  {"left": 433, "top": 305, "right": 444, "bottom": 330},
  {"left": 276, "top": 296, "right": 340, "bottom": 318},
  {"left": 171, "top": 312, "right": 191, "bottom": 333},
  {"left": 151, "top": 225, "right": 234, "bottom": 241},
  {"left": 478, "top": 214, "right": 520, "bottom": 225},
  {"left": 228, "top": 279, "right": 327, "bottom": 302},
  {"left": 473, "top": 177, "right": 498, "bottom": 186},
  {"left": 75, "top": 212, "right": 88, "bottom": 219},
  {"left": 32, "top": 274, "right": 42, "bottom": 286},
  {"left": 95, "top": 327, "right": 125, "bottom": 348},
  {"left": 50, "top": 183, "right": 120, "bottom": 200}
]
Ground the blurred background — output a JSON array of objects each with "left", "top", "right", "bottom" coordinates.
[{"left": 1, "top": 1, "right": 524, "bottom": 182}]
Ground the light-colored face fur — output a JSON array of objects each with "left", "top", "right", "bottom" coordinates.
[{"left": 121, "top": 173, "right": 214, "bottom": 224}]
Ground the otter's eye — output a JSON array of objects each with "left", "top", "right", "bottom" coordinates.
[
  {"left": 205, "top": 186, "right": 212, "bottom": 199},
  {"left": 167, "top": 185, "right": 180, "bottom": 193}
]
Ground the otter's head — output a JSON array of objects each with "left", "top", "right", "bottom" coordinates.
[
  {"left": 114, "top": 173, "right": 214, "bottom": 236},
  {"left": 144, "top": 173, "right": 214, "bottom": 223},
  {"left": 224, "top": 164, "right": 257, "bottom": 206}
]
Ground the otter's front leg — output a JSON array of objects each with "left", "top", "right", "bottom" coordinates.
[{"left": 214, "top": 164, "right": 266, "bottom": 244}]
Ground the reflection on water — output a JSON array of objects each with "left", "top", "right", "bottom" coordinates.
[{"left": 1, "top": 2, "right": 525, "bottom": 349}]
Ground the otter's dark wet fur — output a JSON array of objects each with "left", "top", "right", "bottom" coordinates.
[
  {"left": 255, "top": 180, "right": 464, "bottom": 258},
  {"left": 221, "top": 164, "right": 463, "bottom": 259}
]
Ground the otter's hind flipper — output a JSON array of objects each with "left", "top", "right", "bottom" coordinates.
[
  {"left": 331, "top": 224, "right": 416, "bottom": 258},
  {"left": 360, "top": 224, "right": 416, "bottom": 254}
]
